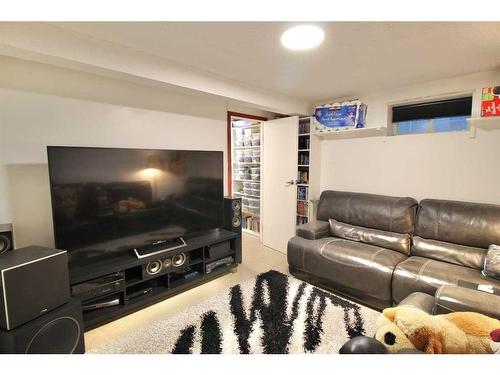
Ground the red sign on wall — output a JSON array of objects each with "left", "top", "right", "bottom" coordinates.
[{"left": 481, "top": 86, "right": 500, "bottom": 117}]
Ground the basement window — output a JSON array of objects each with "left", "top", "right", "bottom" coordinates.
[{"left": 391, "top": 96, "right": 472, "bottom": 135}]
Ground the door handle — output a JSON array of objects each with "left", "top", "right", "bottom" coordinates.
[{"left": 285, "top": 179, "right": 295, "bottom": 186}]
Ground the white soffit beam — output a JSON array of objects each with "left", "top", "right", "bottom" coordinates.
[{"left": 0, "top": 22, "right": 309, "bottom": 115}]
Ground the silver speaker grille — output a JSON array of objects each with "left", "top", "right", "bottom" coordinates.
[
  {"left": 0, "top": 234, "right": 11, "bottom": 255},
  {"left": 172, "top": 253, "right": 187, "bottom": 267},
  {"left": 232, "top": 200, "right": 241, "bottom": 211},
  {"left": 146, "top": 260, "right": 163, "bottom": 275},
  {"left": 232, "top": 217, "right": 241, "bottom": 227}
]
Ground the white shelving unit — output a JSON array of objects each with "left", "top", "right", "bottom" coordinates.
[{"left": 230, "top": 115, "right": 264, "bottom": 238}]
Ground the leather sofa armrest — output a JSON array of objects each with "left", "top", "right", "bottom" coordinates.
[
  {"left": 296, "top": 220, "right": 330, "bottom": 240},
  {"left": 397, "top": 292, "right": 435, "bottom": 315},
  {"left": 434, "top": 285, "right": 500, "bottom": 319}
]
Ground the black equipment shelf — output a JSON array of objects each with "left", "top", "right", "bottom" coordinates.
[{"left": 69, "top": 228, "right": 241, "bottom": 330}]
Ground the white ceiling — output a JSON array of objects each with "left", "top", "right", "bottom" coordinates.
[{"left": 51, "top": 22, "right": 500, "bottom": 102}]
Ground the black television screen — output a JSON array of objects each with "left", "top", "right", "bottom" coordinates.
[{"left": 47, "top": 146, "right": 223, "bottom": 265}]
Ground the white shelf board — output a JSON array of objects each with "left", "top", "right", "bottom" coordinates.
[
  {"left": 234, "top": 192, "right": 260, "bottom": 199},
  {"left": 314, "top": 126, "right": 387, "bottom": 139},
  {"left": 233, "top": 162, "right": 260, "bottom": 165},
  {"left": 242, "top": 228, "right": 260, "bottom": 236},
  {"left": 468, "top": 117, "right": 500, "bottom": 130},
  {"left": 298, "top": 149, "right": 310, "bottom": 152},
  {"left": 233, "top": 146, "right": 260, "bottom": 150},
  {"left": 297, "top": 199, "right": 308, "bottom": 202},
  {"left": 232, "top": 123, "right": 261, "bottom": 130},
  {"left": 298, "top": 133, "right": 311, "bottom": 136},
  {"left": 298, "top": 164, "right": 309, "bottom": 167},
  {"left": 233, "top": 179, "right": 260, "bottom": 183},
  {"left": 296, "top": 214, "right": 308, "bottom": 218},
  {"left": 297, "top": 183, "right": 309, "bottom": 186},
  {"left": 242, "top": 210, "right": 260, "bottom": 217}
]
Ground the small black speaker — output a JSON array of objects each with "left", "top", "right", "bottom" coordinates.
[
  {"left": 0, "top": 246, "right": 70, "bottom": 330},
  {"left": 0, "top": 224, "right": 14, "bottom": 255},
  {"left": 0, "top": 298, "right": 85, "bottom": 354},
  {"left": 223, "top": 197, "right": 242, "bottom": 263}
]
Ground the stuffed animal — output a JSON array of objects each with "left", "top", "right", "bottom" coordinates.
[
  {"left": 491, "top": 328, "right": 500, "bottom": 354},
  {"left": 375, "top": 306, "right": 500, "bottom": 354}
]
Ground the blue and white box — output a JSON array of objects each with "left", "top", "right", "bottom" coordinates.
[{"left": 313, "top": 101, "right": 367, "bottom": 133}]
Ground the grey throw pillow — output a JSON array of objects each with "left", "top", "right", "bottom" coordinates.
[{"left": 482, "top": 244, "right": 500, "bottom": 279}]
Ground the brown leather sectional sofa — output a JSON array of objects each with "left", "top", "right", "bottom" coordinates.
[{"left": 287, "top": 190, "right": 500, "bottom": 315}]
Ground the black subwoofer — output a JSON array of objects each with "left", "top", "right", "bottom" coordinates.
[
  {"left": 0, "top": 224, "right": 14, "bottom": 255},
  {"left": 0, "top": 246, "right": 70, "bottom": 330},
  {"left": 0, "top": 298, "right": 85, "bottom": 354}
]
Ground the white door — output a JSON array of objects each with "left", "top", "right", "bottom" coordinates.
[{"left": 262, "top": 116, "right": 299, "bottom": 253}]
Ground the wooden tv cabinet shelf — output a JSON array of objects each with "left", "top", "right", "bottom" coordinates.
[{"left": 69, "top": 228, "right": 241, "bottom": 330}]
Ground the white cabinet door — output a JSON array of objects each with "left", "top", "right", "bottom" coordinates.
[{"left": 262, "top": 116, "right": 299, "bottom": 253}]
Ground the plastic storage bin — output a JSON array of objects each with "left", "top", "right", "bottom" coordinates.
[
  {"left": 235, "top": 150, "right": 245, "bottom": 163},
  {"left": 248, "top": 198, "right": 260, "bottom": 208},
  {"left": 251, "top": 134, "right": 260, "bottom": 146},
  {"left": 251, "top": 174, "right": 260, "bottom": 181},
  {"left": 244, "top": 149, "right": 253, "bottom": 163}
]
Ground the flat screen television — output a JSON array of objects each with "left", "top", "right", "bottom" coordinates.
[{"left": 47, "top": 146, "right": 224, "bottom": 266}]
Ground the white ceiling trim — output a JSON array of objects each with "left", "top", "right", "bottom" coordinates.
[{"left": 0, "top": 22, "right": 310, "bottom": 115}]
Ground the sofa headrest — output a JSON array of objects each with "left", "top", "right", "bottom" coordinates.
[
  {"left": 317, "top": 191, "right": 418, "bottom": 234},
  {"left": 415, "top": 199, "right": 500, "bottom": 249}
]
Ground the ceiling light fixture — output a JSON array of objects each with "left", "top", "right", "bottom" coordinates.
[{"left": 281, "top": 25, "right": 325, "bottom": 51}]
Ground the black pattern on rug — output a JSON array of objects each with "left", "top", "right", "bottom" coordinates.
[{"left": 171, "top": 270, "right": 367, "bottom": 354}]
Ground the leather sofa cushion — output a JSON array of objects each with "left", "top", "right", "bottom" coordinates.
[
  {"left": 412, "top": 236, "right": 486, "bottom": 270},
  {"left": 317, "top": 190, "right": 417, "bottom": 234},
  {"left": 391, "top": 256, "right": 500, "bottom": 304},
  {"left": 329, "top": 219, "right": 411, "bottom": 255},
  {"left": 415, "top": 199, "right": 500, "bottom": 249},
  {"left": 288, "top": 236, "right": 407, "bottom": 307},
  {"left": 434, "top": 285, "right": 500, "bottom": 319},
  {"left": 296, "top": 220, "right": 330, "bottom": 240}
]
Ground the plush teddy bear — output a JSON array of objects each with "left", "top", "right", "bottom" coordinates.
[
  {"left": 375, "top": 306, "right": 500, "bottom": 354},
  {"left": 491, "top": 328, "right": 500, "bottom": 354}
]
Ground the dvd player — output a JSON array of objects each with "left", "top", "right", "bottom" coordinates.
[{"left": 71, "top": 272, "right": 125, "bottom": 302}]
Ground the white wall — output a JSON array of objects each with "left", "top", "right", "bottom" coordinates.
[
  {"left": 0, "top": 56, "right": 272, "bottom": 248},
  {"left": 318, "top": 70, "right": 500, "bottom": 204}
]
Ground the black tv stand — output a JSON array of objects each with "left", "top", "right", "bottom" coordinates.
[{"left": 68, "top": 228, "right": 241, "bottom": 330}]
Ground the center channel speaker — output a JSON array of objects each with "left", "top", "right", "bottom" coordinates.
[
  {"left": 142, "top": 252, "right": 189, "bottom": 279},
  {"left": 0, "top": 223, "right": 14, "bottom": 255},
  {"left": 223, "top": 196, "right": 242, "bottom": 263},
  {"left": 0, "top": 298, "right": 85, "bottom": 354}
]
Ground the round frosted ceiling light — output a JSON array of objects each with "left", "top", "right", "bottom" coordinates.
[{"left": 281, "top": 25, "right": 324, "bottom": 50}]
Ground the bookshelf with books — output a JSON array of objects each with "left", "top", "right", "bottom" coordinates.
[{"left": 296, "top": 117, "right": 312, "bottom": 226}]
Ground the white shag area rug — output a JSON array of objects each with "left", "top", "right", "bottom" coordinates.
[{"left": 91, "top": 270, "right": 379, "bottom": 354}]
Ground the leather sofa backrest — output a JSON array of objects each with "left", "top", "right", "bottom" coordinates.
[
  {"left": 415, "top": 199, "right": 500, "bottom": 249},
  {"left": 317, "top": 190, "right": 418, "bottom": 234}
]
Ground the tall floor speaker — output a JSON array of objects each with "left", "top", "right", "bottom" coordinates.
[
  {"left": 0, "top": 224, "right": 14, "bottom": 255},
  {"left": 0, "top": 298, "right": 85, "bottom": 354},
  {"left": 223, "top": 196, "right": 242, "bottom": 263}
]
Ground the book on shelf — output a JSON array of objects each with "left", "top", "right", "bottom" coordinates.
[
  {"left": 297, "top": 171, "right": 309, "bottom": 184},
  {"left": 299, "top": 118, "right": 311, "bottom": 134},
  {"left": 242, "top": 215, "right": 260, "bottom": 233},
  {"left": 297, "top": 186, "right": 308, "bottom": 201},
  {"left": 297, "top": 201, "right": 308, "bottom": 216},
  {"left": 298, "top": 153, "right": 309, "bottom": 165},
  {"left": 296, "top": 216, "right": 309, "bottom": 225}
]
